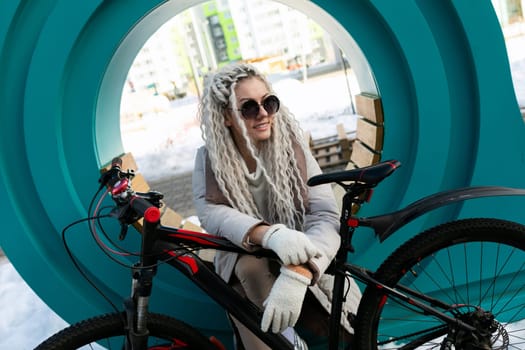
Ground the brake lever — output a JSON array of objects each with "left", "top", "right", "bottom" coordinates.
[
  {"left": 98, "top": 167, "right": 120, "bottom": 189},
  {"left": 119, "top": 223, "right": 129, "bottom": 241},
  {"left": 135, "top": 191, "right": 164, "bottom": 208}
]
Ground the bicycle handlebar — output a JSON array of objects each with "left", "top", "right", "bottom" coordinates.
[
  {"left": 130, "top": 196, "right": 161, "bottom": 223},
  {"left": 99, "top": 157, "right": 162, "bottom": 224}
]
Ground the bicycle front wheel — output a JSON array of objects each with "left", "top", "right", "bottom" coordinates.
[
  {"left": 35, "top": 312, "right": 219, "bottom": 349},
  {"left": 355, "top": 218, "right": 525, "bottom": 350}
]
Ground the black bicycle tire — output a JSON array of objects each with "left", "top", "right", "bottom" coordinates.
[
  {"left": 354, "top": 218, "right": 525, "bottom": 350},
  {"left": 34, "top": 312, "right": 218, "bottom": 350}
]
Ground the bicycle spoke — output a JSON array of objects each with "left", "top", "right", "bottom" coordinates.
[
  {"left": 356, "top": 219, "right": 525, "bottom": 350},
  {"left": 483, "top": 244, "right": 519, "bottom": 307}
]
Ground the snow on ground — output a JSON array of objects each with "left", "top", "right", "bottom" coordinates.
[{"left": 0, "top": 258, "right": 68, "bottom": 349}]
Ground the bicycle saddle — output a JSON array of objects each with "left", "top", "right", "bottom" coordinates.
[{"left": 307, "top": 160, "right": 401, "bottom": 187}]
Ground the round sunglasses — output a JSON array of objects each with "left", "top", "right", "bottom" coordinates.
[{"left": 231, "top": 95, "right": 280, "bottom": 120}]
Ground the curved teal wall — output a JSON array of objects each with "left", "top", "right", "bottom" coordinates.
[{"left": 1, "top": 0, "right": 524, "bottom": 346}]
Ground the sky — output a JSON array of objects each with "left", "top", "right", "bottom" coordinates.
[{"left": 1, "top": 34, "right": 524, "bottom": 350}]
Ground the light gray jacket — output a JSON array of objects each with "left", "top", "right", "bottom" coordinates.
[{"left": 192, "top": 146, "right": 360, "bottom": 332}]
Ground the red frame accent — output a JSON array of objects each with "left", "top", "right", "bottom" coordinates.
[
  {"left": 379, "top": 294, "right": 388, "bottom": 309},
  {"left": 144, "top": 207, "right": 161, "bottom": 223},
  {"left": 168, "top": 252, "right": 199, "bottom": 274},
  {"left": 365, "top": 188, "right": 374, "bottom": 202},
  {"left": 347, "top": 217, "right": 360, "bottom": 227},
  {"left": 168, "top": 230, "right": 221, "bottom": 247}
]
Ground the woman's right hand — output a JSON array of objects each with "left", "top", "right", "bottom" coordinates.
[
  {"left": 261, "top": 266, "right": 310, "bottom": 333},
  {"left": 261, "top": 224, "right": 320, "bottom": 265}
]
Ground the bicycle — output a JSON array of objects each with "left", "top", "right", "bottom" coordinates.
[{"left": 35, "top": 157, "right": 525, "bottom": 349}]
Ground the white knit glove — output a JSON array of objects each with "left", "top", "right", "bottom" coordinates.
[
  {"left": 261, "top": 224, "right": 320, "bottom": 265},
  {"left": 261, "top": 267, "right": 311, "bottom": 333}
]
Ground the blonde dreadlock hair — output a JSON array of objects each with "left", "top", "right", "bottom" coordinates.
[{"left": 198, "top": 63, "right": 308, "bottom": 229}]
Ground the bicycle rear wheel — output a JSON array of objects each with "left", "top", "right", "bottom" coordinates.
[
  {"left": 35, "top": 312, "right": 219, "bottom": 349},
  {"left": 355, "top": 218, "right": 525, "bottom": 349}
]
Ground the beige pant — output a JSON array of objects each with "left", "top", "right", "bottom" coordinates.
[
  {"left": 231, "top": 255, "right": 276, "bottom": 350},
  {"left": 230, "top": 255, "right": 342, "bottom": 349}
]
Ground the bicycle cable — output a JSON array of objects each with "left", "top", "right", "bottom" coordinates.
[
  {"left": 94, "top": 205, "right": 140, "bottom": 256},
  {"left": 89, "top": 192, "right": 205, "bottom": 266},
  {"left": 89, "top": 191, "right": 134, "bottom": 257},
  {"left": 62, "top": 184, "right": 210, "bottom": 319},
  {"left": 62, "top": 214, "right": 121, "bottom": 313},
  {"left": 63, "top": 210, "right": 203, "bottom": 314}
]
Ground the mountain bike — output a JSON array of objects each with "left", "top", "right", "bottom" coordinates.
[{"left": 35, "top": 157, "right": 525, "bottom": 349}]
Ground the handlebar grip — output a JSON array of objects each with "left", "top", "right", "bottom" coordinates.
[
  {"left": 99, "top": 157, "right": 124, "bottom": 188},
  {"left": 130, "top": 196, "right": 161, "bottom": 223},
  {"left": 110, "top": 157, "right": 122, "bottom": 169}
]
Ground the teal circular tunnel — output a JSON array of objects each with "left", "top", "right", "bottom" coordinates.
[{"left": 1, "top": 0, "right": 525, "bottom": 347}]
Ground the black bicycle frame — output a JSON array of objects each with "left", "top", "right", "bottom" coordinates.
[
  {"left": 135, "top": 208, "right": 478, "bottom": 350},
  {"left": 117, "top": 162, "right": 525, "bottom": 350},
  {"left": 129, "top": 184, "right": 525, "bottom": 350}
]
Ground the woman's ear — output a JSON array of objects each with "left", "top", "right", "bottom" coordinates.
[{"left": 224, "top": 110, "right": 233, "bottom": 127}]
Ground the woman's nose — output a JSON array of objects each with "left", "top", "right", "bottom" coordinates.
[{"left": 256, "top": 104, "right": 269, "bottom": 119}]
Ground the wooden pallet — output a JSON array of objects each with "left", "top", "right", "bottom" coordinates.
[{"left": 305, "top": 123, "right": 354, "bottom": 170}]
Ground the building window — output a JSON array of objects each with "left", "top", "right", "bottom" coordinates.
[{"left": 507, "top": 0, "right": 523, "bottom": 23}]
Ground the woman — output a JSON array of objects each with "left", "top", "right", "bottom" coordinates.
[{"left": 192, "top": 63, "right": 360, "bottom": 349}]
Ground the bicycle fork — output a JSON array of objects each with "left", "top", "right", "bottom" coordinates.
[
  {"left": 122, "top": 211, "right": 161, "bottom": 349},
  {"left": 124, "top": 264, "right": 156, "bottom": 349}
]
